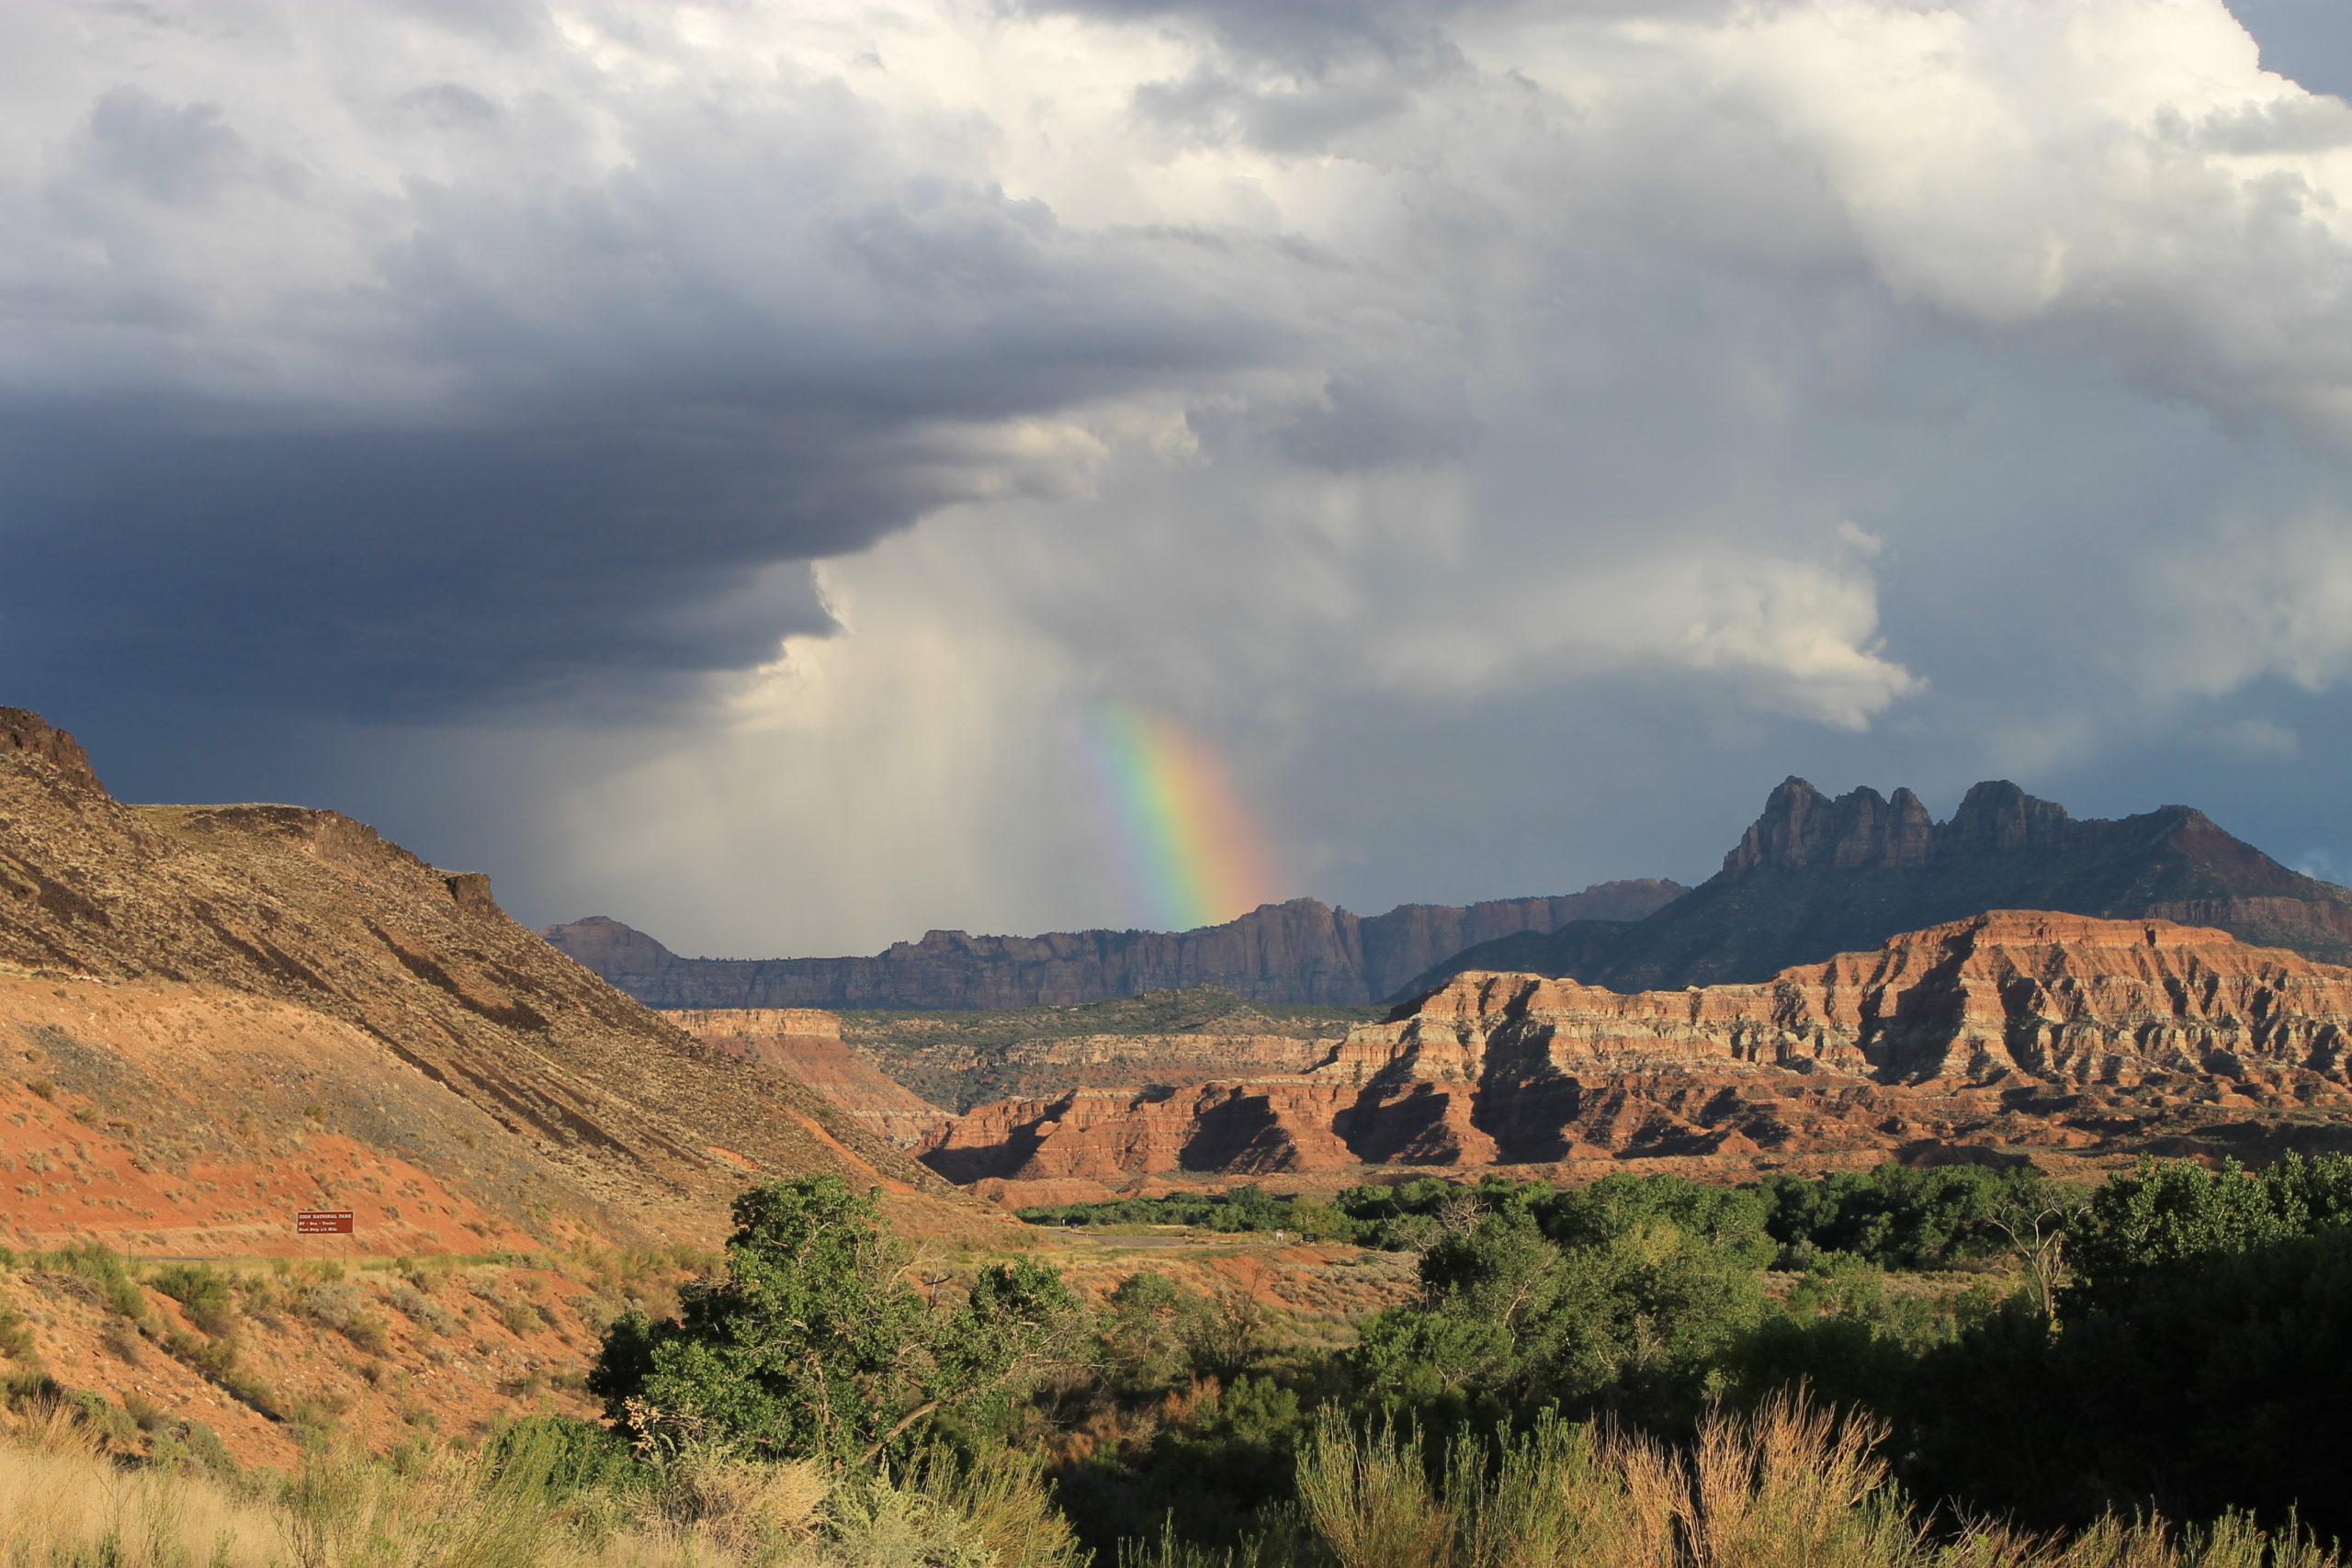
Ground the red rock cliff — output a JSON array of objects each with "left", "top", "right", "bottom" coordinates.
[{"left": 920, "top": 912, "right": 2352, "bottom": 1183}]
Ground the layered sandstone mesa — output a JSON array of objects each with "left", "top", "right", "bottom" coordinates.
[
  {"left": 0, "top": 705, "right": 952, "bottom": 1255},
  {"left": 921, "top": 912, "right": 2352, "bottom": 1184},
  {"left": 669, "top": 1008, "right": 951, "bottom": 1146},
  {"left": 1418, "top": 778, "right": 2352, "bottom": 995},
  {"left": 542, "top": 880, "right": 1687, "bottom": 1010},
  {"left": 837, "top": 987, "right": 1364, "bottom": 1111}
]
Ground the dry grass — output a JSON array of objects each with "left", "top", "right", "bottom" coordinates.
[
  {"left": 0, "top": 1399, "right": 1075, "bottom": 1568},
  {"left": 1290, "top": 1395, "right": 2338, "bottom": 1568},
  {"left": 0, "top": 1384, "right": 2335, "bottom": 1568}
]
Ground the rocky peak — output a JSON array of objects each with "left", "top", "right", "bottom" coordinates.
[
  {"left": 1722, "top": 778, "right": 1935, "bottom": 874},
  {"left": 1939, "top": 780, "right": 2075, "bottom": 858},
  {"left": 1724, "top": 777, "right": 2086, "bottom": 878},
  {"left": 0, "top": 707, "right": 101, "bottom": 794}
]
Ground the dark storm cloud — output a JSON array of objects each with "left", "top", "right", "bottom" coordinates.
[{"left": 0, "top": 21, "right": 1285, "bottom": 723}]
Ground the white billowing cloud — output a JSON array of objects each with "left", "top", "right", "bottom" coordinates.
[
  {"left": 10, "top": 0, "right": 2352, "bottom": 950},
  {"left": 2139, "top": 506, "right": 2352, "bottom": 698}
]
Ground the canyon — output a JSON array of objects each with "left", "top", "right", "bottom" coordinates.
[
  {"left": 542, "top": 881, "right": 1686, "bottom": 1010},
  {"left": 918, "top": 911, "right": 2352, "bottom": 1199},
  {"left": 0, "top": 706, "right": 958, "bottom": 1258}
]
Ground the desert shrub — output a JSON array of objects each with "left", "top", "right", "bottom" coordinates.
[
  {"left": 38, "top": 1242, "right": 147, "bottom": 1320},
  {"left": 149, "top": 1262, "right": 237, "bottom": 1336},
  {"left": 903, "top": 1444, "right": 1091, "bottom": 1568},
  {"left": 661, "top": 1444, "right": 830, "bottom": 1558},
  {"left": 485, "top": 1415, "right": 651, "bottom": 1501},
  {"left": 145, "top": 1414, "right": 240, "bottom": 1481},
  {"left": 1290, "top": 1395, "right": 1912, "bottom": 1568},
  {"left": 387, "top": 1282, "right": 461, "bottom": 1336},
  {"left": 0, "top": 1298, "right": 35, "bottom": 1360},
  {"left": 502, "top": 1300, "right": 547, "bottom": 1337},
  {"left": 300, "top": 1280, "right": 393, "bottom": 1355},
  {"left": 64, "top": 1389, "right": 141, "bottom": 1453}
]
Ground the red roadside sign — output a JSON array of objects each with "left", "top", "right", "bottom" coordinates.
[{"left": 297, "top": 1210, "right": 355, "bottom": 1235}]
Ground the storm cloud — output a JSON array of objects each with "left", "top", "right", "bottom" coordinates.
[
  {"left": 0, "top": 7, "right": 1278, "bottom": 716},
  {"left": 8, "top": 0, "right": 2352, "bottom": 956}
]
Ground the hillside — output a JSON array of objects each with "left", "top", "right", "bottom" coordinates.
[
  {"left": 667, "top": 1007, "right": 953, "bottom": 1145},
  {"left": 543, "top": 881, "right": 1685, "bottom": 1010},
  {"left": 0, "top": 707, "right": 951, "bottom": 1257},
  {"left": 920, "top": 911, "right": 2352, "bottom": 1196},
  {"left": 1410, "top": 777, "right": 2352, "bottom": 996}
]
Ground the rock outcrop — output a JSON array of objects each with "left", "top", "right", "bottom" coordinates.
[
  {"left": 919, "top": 912, "right": 2352, "bottom": 1185},
  {"left": 0, "top": 706, "right": 952, "bottom": 1254},
  {"left": 668, "top": 1008, "right": 951, "bottom": 1147},
  {"left": 1413, "top": 779, "right": 2352, "bottom": 995},
  {"left": 542, "top": 882, "right": 1688, "bottom": 1011}
]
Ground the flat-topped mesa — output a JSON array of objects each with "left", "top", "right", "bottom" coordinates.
[
  {"left": 543, "top": 879, "right": 1689, "bottom": 1010},
  {"left": 919, "top": 911, "right": 2352, "bottom": 1189},
  {"left": 1358, "top": 911, "right": 2352, "bottom": 1090}
]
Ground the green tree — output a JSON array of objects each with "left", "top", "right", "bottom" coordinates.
[
  {"left": 2061, "top": 1154, "right": 2352, "bottom": 1314},
  {"left": 1758, "top": 1164, "right": 2040, "bottom": 1270},
  {"left": 590, "top": 1176, "right": 1080, "bottom": 1463},
  {"left": 1905, "top": 1228, "right": 2352, "bottom": 1537}
]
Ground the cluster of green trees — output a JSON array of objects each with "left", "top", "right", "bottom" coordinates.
[
  {"left": 1019, "top": 1162, "right": 2057, "bottom": 1263},
  {"left": 596, "top": 1158, "right": 2352, "bottom": 1554}
]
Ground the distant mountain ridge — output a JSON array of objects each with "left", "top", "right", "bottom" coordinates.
[
  {"left": 1411, "top": 777, "right": 2352, "bottom": 997},
  {"left": 542, "top": 882, "right": 1688, "bottom": 1011}
]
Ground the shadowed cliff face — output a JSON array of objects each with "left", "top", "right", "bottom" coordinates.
[
  {"left": 919, "top": 911, "right": 2352, "bottom": 1190},
  {"left": 1413, "top": 779, "right": 2352, "bottom": 997},
  {"left": 0, "top": 706, "right": 953, "bottom": 1254},
  {"left": 542, "top": 881, "right": 1688, "bottom": 1010}
]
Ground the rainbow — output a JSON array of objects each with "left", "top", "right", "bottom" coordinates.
[{"left": 1086, "top": 702, "right": 1279, "bottom": 931}]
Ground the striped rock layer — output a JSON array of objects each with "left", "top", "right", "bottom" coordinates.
[{"left": 918, "top": 912, "right": 2352, "bottom": 1184}]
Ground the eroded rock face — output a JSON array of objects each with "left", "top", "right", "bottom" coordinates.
[
  {"left": 543, "top": 881, "right": 1688, "bottom": 1010},
  {"left": 920, "top": 912, "right": 2352, "bottom": 1183},
  {"left": 669, "top": 1008, "right": 951, "bottom": 1147}
]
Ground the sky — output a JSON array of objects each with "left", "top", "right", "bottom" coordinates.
[{"left": 8, "top": 0, "right": 2352, "bottom": 957}]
